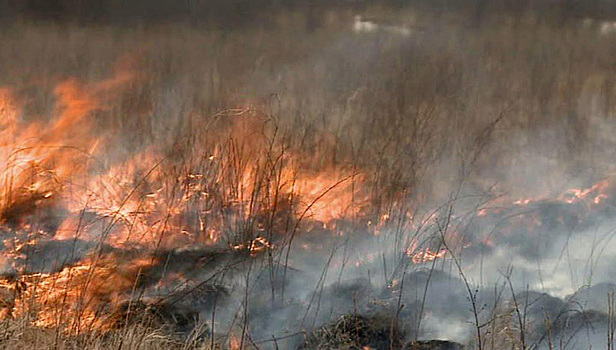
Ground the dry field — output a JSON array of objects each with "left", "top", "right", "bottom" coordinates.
[{"left": 2, "top": 2, "right": 616, "bottom": 349}]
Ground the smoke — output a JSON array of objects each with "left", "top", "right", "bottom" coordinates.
[{"left": 5, "top": 3, "right": 616, "bottom": 349}]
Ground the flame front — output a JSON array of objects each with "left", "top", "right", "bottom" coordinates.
[
  {"left": 0, "top": 71, "right": 375, "bottom": 331},
  {"left": 3, "top": 68, "right": 616, "bottom": 335}
]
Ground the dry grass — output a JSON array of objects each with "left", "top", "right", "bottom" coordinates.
[
  {"left": 1, "top": 3, "right": 616, "bottom": 349},
  {"left": 0, "top": 319, "right": 195, "bottom": 350}
]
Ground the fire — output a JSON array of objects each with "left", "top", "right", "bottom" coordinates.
[
  {"left": 0, "top": 69, "right": 134, "bottom": 233},
  {"left": 231, "top": 236, "right": 273, "bottom": 255},
  {"left": 560, "top": 180, "right": 610, "bottom": 205},
  {"left": 0, "top": 69, "right": 379, "bottom": 332},
  {"left": 4, "top": 65, "right": 615, "bottom": 335},
  {"left": 409, "top": 247, "right": 447, "bottom": 264},
  {"left": 0, "top": 254, "right": 153, "bottom": 332},
  {"left": 397, "top": 177, "right": 616, "bottom": 267}
]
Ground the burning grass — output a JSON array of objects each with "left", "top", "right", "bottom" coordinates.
[{"left": 3, "top": 4, "right": 616, "bottom": 349}]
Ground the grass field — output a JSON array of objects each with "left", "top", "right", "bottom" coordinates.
[{"left": 2, "top": 2, "right": 616, "bottom": 349}]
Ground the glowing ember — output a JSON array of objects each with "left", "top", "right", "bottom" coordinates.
[
  {"left": 231, "top": 236, "right": 273, "bottom": 255},
  {"left": 409, "top": 248, "right": 447, "bottom": 264}
]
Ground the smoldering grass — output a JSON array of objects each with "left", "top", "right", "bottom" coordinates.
[{"left": 3, "top": 4, "right": 616, "bottom": 349}]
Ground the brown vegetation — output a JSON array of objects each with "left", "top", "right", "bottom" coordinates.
[{"left": 1, "top": 1, "right": 616, "bottom": 349}]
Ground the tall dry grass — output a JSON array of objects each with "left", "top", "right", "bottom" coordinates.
[{"left": 2, "top": 4, "right": 616, "bottom": 349}]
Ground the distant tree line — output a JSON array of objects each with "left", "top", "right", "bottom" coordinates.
[
  {"left": 0, "top": 0, "right": 334, "bottom": 27},
  {"left": 2, "top": 0, "right": 616, "bottom": 25},
  {"left": 411, "top": 0, "right": 616, "bottom": 23}
]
